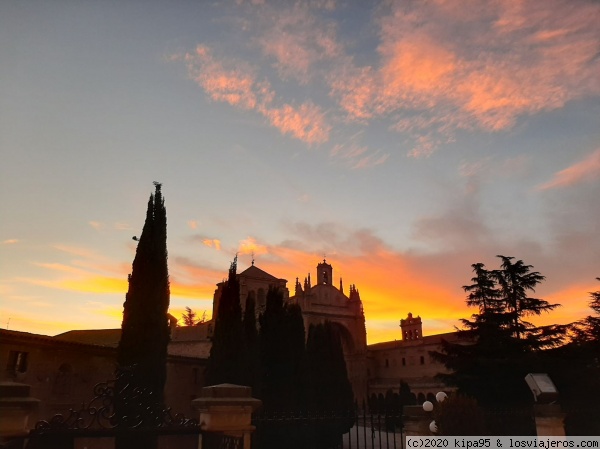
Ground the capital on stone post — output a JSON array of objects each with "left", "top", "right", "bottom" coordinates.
[{"left": 192, "top": 384, "right": 262, "bottom": 449}]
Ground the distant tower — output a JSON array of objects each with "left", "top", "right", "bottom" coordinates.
[
  {"left": 400, "top": 312, "right": 422, "bottom": 341},
  {"left": 317, "top": 259, "right": 333, "bottom": 286}
]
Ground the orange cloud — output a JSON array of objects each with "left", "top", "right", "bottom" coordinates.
[
  {"left": 19, "top": 275, "right": 127, "bottom": 295},
  {"left": 238, "top": 237, "right": 268, "bottom": 256},
  {"left": 537, "top": 148, "right": 600, "bottom": 190},
  {"left": 170, "top": 281, "right": 215, "bottom": 300},
  {"left": 187, "top": 220, "right": 198, "bottom": 230},
  {"left": 2, "top": 239, "right": 19, "bottom": 245},
  {"left": 202, "top": 239, "right": 222, "bottom": 250}
]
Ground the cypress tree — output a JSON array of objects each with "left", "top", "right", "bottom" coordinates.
[
  {"left": 205, "top": 257, "right": 246, "bottom": 385},
  {"left": 258, "top": 286, "right": 306, "bottom": 411},
  {"left": 256, "top": 287, "right": 307, "bottom": 449},
  {"left": 243, "top": 292, "right": 259, "bottom": 390},
  {"left": 305, "top": 322, "right": 354, "bottom": 449},
  {"left": 115, "top": 182, "right": 170, "bottom": 448}
]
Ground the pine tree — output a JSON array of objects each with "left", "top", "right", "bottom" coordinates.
[
  {"left": 432, "top": 256, "right": 565, "bottom": 415},
  {"left": 115, "top": 182, "right": 170, "bottom": 448},
  {"left": 493, "top": 255, "right": 563, "bottom": 347},
  {"left": 181, "top": 306, "right": 198, "bottom": 326},
  {"left": 205, "top": 257, "right": 246, "bottom": 385},
  {"left": 572, "top": 278, "right": 600, "bottom": 352}
]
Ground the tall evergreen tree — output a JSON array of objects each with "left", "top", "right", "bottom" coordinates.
[
  {"left": 258, "top": 286, "right": 306, "bottom": 411},
  {"left": 493, "top": 255, "right": 562, "bottom": 346},
  {"left": 243, "top": 292, "right": 259, "bottom": 391},
  {"left": 254, "top": 287, "right": 307, "bottom": 449},
  {"left": 115, "top": 182, "right": 170, "bottom": 448},
  {"left": 432, "top": 256, "right": 565, "bottom": 420},
  {"left": 305, "top": 322, "right": 354, "bottom": 448},
  {"left": 205, "top": 257, "right": 246, "bottom": 385},
  {"left": 572, "top": 278, "right": 600, "bottom": 350}
]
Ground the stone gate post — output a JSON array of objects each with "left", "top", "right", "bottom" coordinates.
[
  {"left": 192, "top": 384, "right": 261, "bottom": 449},
  {"left": 0, "top": 382, "right": 40, "bottom": 448},
  {"left": 533, "top": 404, "right": 566, "bottom": 436}
]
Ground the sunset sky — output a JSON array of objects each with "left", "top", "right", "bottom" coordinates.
[{"left": 1, "top": 0, "right": 599, "bottom": 344}]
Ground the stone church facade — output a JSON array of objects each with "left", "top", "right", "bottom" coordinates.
[
  {"left": 211, "top": 260, "right": 452, "bottom": 404},
  {"left": 212, "top": 260, "right": 369, "bottom": 402}
]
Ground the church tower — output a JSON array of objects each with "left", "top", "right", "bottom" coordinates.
[
  {"left": 400, "top": 312, "right": 422, "bottom": 340},
  {"left": 316, "top": 259, "right": 333, "bottom": 286}
]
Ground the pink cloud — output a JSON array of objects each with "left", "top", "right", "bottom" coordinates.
[
  {"left": 186, "top": 45, "right": 259, "bottom": 110},
  {"left": 537, "top": 149, "right": 600, "bottom": 190},
  {"left": 182, "top": 0, "right": 598, "bottom": 160},
  {"left": 329, "top": 0, "right": 600, "bottom": 155},
  {"left": 185, "top": 45, "right": 330, "bottom": 145},
  {"left": 255, "top": 3, "right": 341, "bottom": 83},
  {"left": 262, "top": 102, "right": 330, "bottom": 144}
]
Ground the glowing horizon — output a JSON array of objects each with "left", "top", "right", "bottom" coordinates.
[{"left": 1, "top": 0, "right": 599, "bottom": 344}]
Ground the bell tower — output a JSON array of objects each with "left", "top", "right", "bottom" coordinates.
[
  {"left": 316, "top": 259, "right": 333, "bottom": 286},
  {"left": 400, "top": 312, "right": 422, "bottom": 341}
]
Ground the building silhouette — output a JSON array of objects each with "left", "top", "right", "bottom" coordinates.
[{"left": 0, "top": 261, "right": 456, "bottom": 425}]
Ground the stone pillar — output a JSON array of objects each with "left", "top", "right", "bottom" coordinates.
[
  {"left": 0, "top": 382, "right": 40, "bottom": 448},
  {"left": 402, "top": 405, "right": 430, "bottom": 447},
  {"left": 533, "top": 404, "right": 566, "bottom": 436},
  {"left": 192, "top": 384, "right": 261, "bottom": 449}
]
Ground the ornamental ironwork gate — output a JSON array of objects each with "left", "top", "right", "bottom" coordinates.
[{"left": 24, "top": 369, "right": 240, "bottom": 449}]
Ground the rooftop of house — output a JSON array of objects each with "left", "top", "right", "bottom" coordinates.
[{"left": 54, "top": 328, "right": 121, "bottom": 347}]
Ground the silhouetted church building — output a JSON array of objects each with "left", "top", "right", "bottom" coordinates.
[
  {"left": 0, "top": 260, "right": 455, "bottom": 425},
  {"left": 211, "top": 260, "right": 452, "bottom": 404}
]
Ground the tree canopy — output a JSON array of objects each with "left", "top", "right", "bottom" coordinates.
[{"left": 432, "top": 256, "right": 566, "bottom": 410}]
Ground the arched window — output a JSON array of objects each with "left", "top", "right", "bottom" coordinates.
[{"left": 52, "top": 363, "right": 73, "bottom": 396}]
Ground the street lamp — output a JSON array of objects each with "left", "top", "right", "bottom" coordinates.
[{"left": 422, "top": 392, "right": 447, "bottom": 434}]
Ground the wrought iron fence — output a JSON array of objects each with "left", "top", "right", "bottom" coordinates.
[
  {"left": 251, "top": 407, "right": 404, "bottom": 449},
  {"left": 22, "top": 369, "right": 238, "bottom": 449}
]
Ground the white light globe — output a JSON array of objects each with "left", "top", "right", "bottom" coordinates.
[
  {"left": 429, "top": 420, "right": 438, "bottom": 433},
  {"left": 436, "top": 392, "right": 448, "bottom": 403},
  {"left": 423, "top": 401, "right": 434, "bottom": 412}
]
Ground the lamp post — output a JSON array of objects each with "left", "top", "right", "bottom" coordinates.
[{"left": 422, "top": 392, "right": 447, "bottom": 434}]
